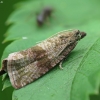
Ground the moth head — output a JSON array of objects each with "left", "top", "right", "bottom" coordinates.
[
  {"left": 79, "top": 31, "right": 86, "bottom": 39},
  {"left": 74, "top": 30, "right": 86, "bottom": 41}
]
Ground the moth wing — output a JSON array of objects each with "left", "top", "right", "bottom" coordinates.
[
  {"left": 7, "top": 42, "right": 76, "bottom": 89},
  {"left": 6, "top": 47, "right": 52, "bottom": 89},
  {"left": 9, "top": 58, "right": 51, "bottom": 89}
]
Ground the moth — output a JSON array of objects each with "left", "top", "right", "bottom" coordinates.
[
  {"left": 0, "top": 29, "right": 86, "bottom": 89},
  {"left": 37, "top": 6, "right": 53, "bottom": 26}
]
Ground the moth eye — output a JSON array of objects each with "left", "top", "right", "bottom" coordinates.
[
  {"left": 69, "top": 40, "right": 72, "bottom": 43},
  {"left": 76, "top": 30, "right": 80, "bottom": 35}
]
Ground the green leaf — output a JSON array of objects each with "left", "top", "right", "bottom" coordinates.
[
  {"left": 1, "top": 0, "right": 100, "bottom": 100},
  {"left": 2, "top": 77, "right": 12, "bottom": 91},
  {"left": 70, "top": 38, "right": 100, "bottom": 100},
  {"left": 12, "top": 24, "right": 100, "bottom": 100}
]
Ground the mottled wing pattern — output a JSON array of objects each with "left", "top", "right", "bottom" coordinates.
[
  {"left": 7, "top": 30, "right": 77, "bottom": 89},
  {"left": 7, "top": 44, "right": 77, "bottom": 89},
  {"left": 6, "top": 46, "right": 49, "bottom": 89}
]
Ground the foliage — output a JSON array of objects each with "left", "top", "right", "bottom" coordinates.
[{"left": 1, "top": 0, "right": 100, "bottom": 100}]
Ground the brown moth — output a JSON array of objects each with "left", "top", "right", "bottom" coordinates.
[
  {"left": 37, "top": 6, "right": 53, "bottom": 26},
  {"left": 0, "top": 29, "right": 86, "bottom": 89}
]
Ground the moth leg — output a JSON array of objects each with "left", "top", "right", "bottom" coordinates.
[{"left": 59, "top": 61, "right": 63, "bottom": 70}]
